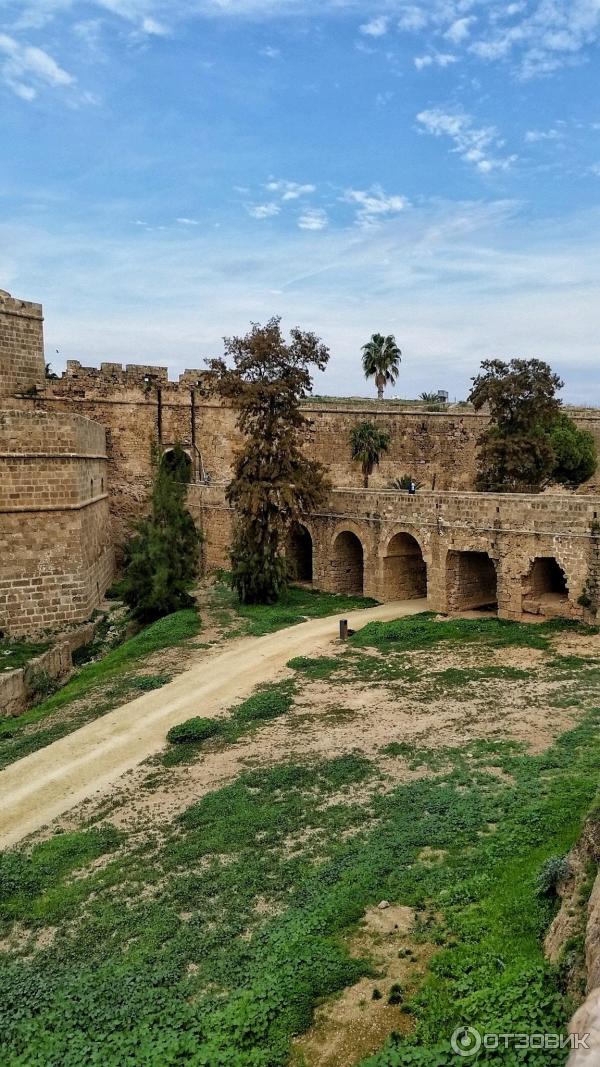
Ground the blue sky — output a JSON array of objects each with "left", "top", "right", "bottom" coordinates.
[{"left": 1, "top": 1, "right": 599, "bottom": 401}]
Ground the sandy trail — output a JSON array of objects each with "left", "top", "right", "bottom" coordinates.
[{"left": 0, "top": 600, "right": 426, "bottom": 849}]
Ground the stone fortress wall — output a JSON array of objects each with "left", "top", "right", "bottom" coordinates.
[
  {"left": 0, "top": 294, "right": 113, "bottom": 638},
  {"left": 191, "top": 484, "right": 600, "bottom": 622},
  {"left": 1, "top": 289, "right": 600, "bottom": 634}
]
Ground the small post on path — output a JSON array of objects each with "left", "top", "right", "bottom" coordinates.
[{"left": 339, "top": 619, "right": 348, "bottom": 641}]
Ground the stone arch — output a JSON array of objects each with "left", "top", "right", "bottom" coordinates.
[
  {"left": 382, "top": 530, "right": 427, "bottom": 600},
  {"left": 331, "top": 529, "right": 364, "bottom": 595},
  {"left": 522, "top": 556, "right": 570, "bottom": 618},
  {"left": 161, "top": 447, "right": 192, "bottom": 481},
  {"left": 446, "top": 549, "right": 498, "bottom": 614},
  {"left": 287, "top": 523, "right": 313, "bottom": 583}
]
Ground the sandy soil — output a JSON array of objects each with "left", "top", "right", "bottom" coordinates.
[{"left": 0, "top": 600, "right": 426, "bottom": 849}]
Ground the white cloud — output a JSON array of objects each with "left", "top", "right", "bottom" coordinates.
[
  {"left": 247, "top": 202, "right": 281, "bottom": 219},
  {"left": 260, "top": 45, "right": 280, "bottom": 58},
  {"left": 7, "top": 199, "right": 599, "bottom": 404},
  {"left": 417, "top": 108, "right": 517, "bottom": 173},
  {"left": 445, "top": 16, "right": 475, "bottom": 44},
  {"left": 415, "top": 51, "right": 457, "bottom": 69},
  {"left": 589, "top": 163, "right": 600, "bottom": 177},
  {"left": 0, "top": 33, "right": 74, "bottom": 100},
  {"left": 397, "top": 6, "right": 428, "bottom": 32},
  {"left": 342, "top": 185, "right": 409, "bottom": 227},
  {"left": 359, "top": 16, "right": 389, "bottom": 38},
  {"left": 298, "top": 208, "right": 328, "bottom": 230},
  {"left": 176, "top": 217, "right": 199, "bottom": 225},
  {"left": 524, "top": 128, "right": 560, "bottom": 143},
  {"left": 468, "top": 0, "right": 600, "bottom": 78},
  {"left": 266, "top": 179, "right": 316, "bottom": 200},
  {"left": 141, "top": 16, "right": 169, "bottom": 35}
]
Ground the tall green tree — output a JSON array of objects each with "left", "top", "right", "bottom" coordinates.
[
  {"left": 550, "top": 413, "right": 597, "bottom": 486},
  {"left": 469, "top": 358, "right": 596, "bottom": 492},
  {"left": 205, "top": 318, "right": 330, "bottom": 604},
  {"left": 350, "top": 420, "right": 390, "bottom": 487},
  {"left": 122, "top": 443, "right": 201, "bottom": 622},
  {"left": 361, "top": 333, "right": 402, "bottom": 400}
]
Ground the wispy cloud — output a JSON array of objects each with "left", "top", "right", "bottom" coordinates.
[
  {"left": 0, "top": 32, "right": 74, "bottom": 100},
  {"left": 266, "top": 179, "right": 316, "bottom": 200},
  {"left": 414, "top": 51, "right": 457, "bottom": 70},
  {"left": 176, "top": 216, "right": 199, "bottom": 225},
  {"left": 247, "top": 202, "right": 281, "bottom": 219},
  {"left": 417, "top": 108, "right": 517, "bottom": 174},
  {"left": 342, "top": 185, "right": 409, "bottom": 227},
  {"left": 359, "top": 16, "right": 389, "bottom": 38},
  {"left": 298, "top": 208, "right": 328, "bottom": 230},
  {"left": 445, "top": 16, "right": 475, "bottom": 45},
  {"left": 524, "top": 127, "right": 561, "bottom": 143}
]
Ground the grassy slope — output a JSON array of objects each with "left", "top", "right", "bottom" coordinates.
[
  {"left": 0, "top": 610, "right": 200, "bottom": 770},
  {"left": 0, "top": 616, "right": 598, "bottom": 1065}
]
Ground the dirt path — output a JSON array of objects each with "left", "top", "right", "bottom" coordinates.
[{"left": 0, "top": 600, "right": 426, "bottom": 850}]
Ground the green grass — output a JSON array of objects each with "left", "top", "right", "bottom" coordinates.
[
  {"left": 163, "top": 680, "right": 296, "bottom": 764},
  {"left": 0, "top": 611, "right": 199, "bottom": 770},
  {"left": 351, "top": 613, "right": 590, "bottom": 652},
  {"left": 0, "top": 639, "right": 50, "bottom": 673},
  {"left": 210, "top": 579, "right": 378, "bottom": 637},
  {"left": 0, "top": 613, "right": 598, "bottom": 1065}
]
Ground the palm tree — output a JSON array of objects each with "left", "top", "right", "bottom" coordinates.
[
  {"left": 361, "top": 333, "right": 401, "bottom": 401},
  {"left": 350, "top": 421, "right": 390, "bottom": 488}
]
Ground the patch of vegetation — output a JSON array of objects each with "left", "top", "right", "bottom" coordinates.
[
  {"left": 164, "top": 680, "right": 296, "bottom": 763},
  {"left": 351, "top": 612, "right": 584, "bottom": 653},
  {"left": 0, "top": 611, "right": 198, "bottom": 770},
  {"left": 167, "top": 718, "right": 223, "bottom": 744},
  {"left": 0, "top": 638, "right": 49, "bottom": 672},
  {"left": 536, "top": 855, "right": 571, "bottom": 897},
  {"left": 2, "top": 617, "right": 600, "bottom": 1065},
  {"left": 287, "top": 655, "right": 345, "bottom": 679},
  {"left": 0, "top": 826, "right": 122, "bottom": 923},
  {"left": 212, "top": 579, "right": 378, "bottom": 637}
]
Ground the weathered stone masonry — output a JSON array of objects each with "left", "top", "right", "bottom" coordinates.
[
  {"left": 190, "top": 484, "right": 599, "bottom": 621},
  {"left": 0, "top": 409, "right": 114, "bottom": 638},
  {"left": 2, "top": 289, "right": 600, "bottom": 635}
]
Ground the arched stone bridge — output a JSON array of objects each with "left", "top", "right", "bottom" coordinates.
[{"left": 188, "top": 485, "right": 600, "bottom": 622}]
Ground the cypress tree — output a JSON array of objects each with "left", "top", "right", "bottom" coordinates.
[{"left": 122, "top": 444, "right": 201, "bottom": 621}]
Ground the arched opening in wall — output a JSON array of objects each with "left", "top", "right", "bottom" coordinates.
[
  {"left": 161, "top": 448, "right": 192, "bottom": 482},
  {"left": 522, "top": 557, "right": 569, "bottom": 618},
  {"left": 383, "top": 533, "right": 427, "bottom": 600},
  {"left": 287, "top": 524, "right": 313, "bottom": 583},
  {"left": 331, "top": 531, "right": 364, "bottom": 595},
  {"left": 446, "top": 550, "right": 498, "bottom": 614}
]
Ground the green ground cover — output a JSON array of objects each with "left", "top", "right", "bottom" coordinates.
[
  {"left": 0, "top": 610, "right": 200, "bottom": 770},
  {"left": 0, "top": 638, "right": 50, "bottom": 673},
  {"left": 208, "top": 578, "right": 378, "bottom": 637},
  {"left": 0, "top": 614, "right": 598, "bottom": 1066}
]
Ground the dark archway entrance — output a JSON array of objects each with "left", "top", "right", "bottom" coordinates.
[
  {"left": 383, "top": 533, "right": 427, "bottom": 600},
  {"left": 161, "top": 448, "right": 192, "bottom": 481},
  {"left": 287, "top": 525, "right": 313, "bottom": 583},
  {"left": 522, "top": 557, "right": 569, "bottom": 618},
  {"left": 332, "top": 531, "right": 364, "bottom": 595},
  {"left": 446, "top": 550, "right": 498, "bottom": 613}
]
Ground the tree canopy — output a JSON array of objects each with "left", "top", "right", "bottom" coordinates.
[
  {"left": 350, "top": 420, "right": 391, "bottom": 487},
  {"left": 361, "top": 334, "right": 401, "bottom": 401},
  {"left": 468, "top": 358, "right": 596, "bottom": 492},
  {"left": 122, "top": 443, "right": 201, "bottom": 622},
  {"left": 205, "top": 317, "right": 330, "bottom": 604}
]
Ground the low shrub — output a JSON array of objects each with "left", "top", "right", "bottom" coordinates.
[
  {"left": 167, "top": 718, "right": 223, "bottom": 744},
  {"left": 536, "top": 855, "right": 571, "bottom": 896}
]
